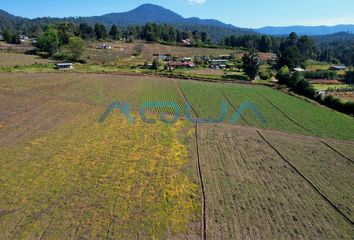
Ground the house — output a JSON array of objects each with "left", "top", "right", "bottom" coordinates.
[
  {"left": 209, "top": 59, "right": 228, "bottom": 69},
  {"left": 98, "top": 44, "right": 112, "bottom": 49},
  {"left": 0, "top": 34, "right": 4, "bottom": 41},
  {"left": 153, "top": 54, "right": 173, "bottom": 62},
  {"left": 19, "top": 35, "right": 29, "bottom": 43},
  {"left": 181, "top": 57, "right": 192, "bottom": 62},
  {"left": 56, "top": 63, "right": 73, "bottom": 70},
  {"left": 168, "top": 62, "right": 195, "bottom": 70},
  {"left": 330, "top": 65, "right": 347, "bottom": 71},
  {"left": 181, "top": 39, "right": 191, "bottom": 46},
  {"left": 292, "top": 67, "right": 305, "bottom": 72},
  {"left": 218, "top": 55, "right": 231, "bottom": 60}
]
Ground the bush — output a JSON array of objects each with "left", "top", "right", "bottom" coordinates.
[
  {"left": 304, "top": 70, "right": 337, "bottom": 80},
  {"left": 322, "top": 95, "right": 354, "bottom": 116},
  {"left": 276, "top": 66, "right": 290, "bottom": 85},
  {"left": 344, "top": 71, "right": 354, "bottom": 84},
  {"left": 259, "top": 70, "right": 272, "bottom": 80}
]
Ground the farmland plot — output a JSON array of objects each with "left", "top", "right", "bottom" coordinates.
[
  {"left": 0, "top": 106, "right": 200, "bottom": 239},
  {"left": 196, "top": 124, "right": 354, "bottom": 239},
  {"left": 262, "top": 131, "right": 354, "bottom": 222}
]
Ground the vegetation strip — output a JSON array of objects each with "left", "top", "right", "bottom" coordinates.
[
  {"left": 256, "top": 130, "right": 354, "bottom": 226},
  {"left": 176, "top": 81, "right": 206, "bottom": 239},
  {"left": 320, "top": 141, "right": 354, "bottom": 164},
  {"left": 195, "top": 124, "right": 207, "bottom": 240},
  {"left": 257, "top": 91, "right": 313, "bottom": 134}
]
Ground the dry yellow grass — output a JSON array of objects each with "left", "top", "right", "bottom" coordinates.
[{"left": 0, "top": 107, "right": 200, "bottom": 239}]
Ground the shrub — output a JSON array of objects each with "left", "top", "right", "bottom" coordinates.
[
  {"left": 304, "top": 70, "right": 337, "bottom": 80},
  {"left": 344, "top": 71, "right": 354, "bottom": 84},
  {"left": 259, "top": 70, "right": 273, "bottom": 80}
]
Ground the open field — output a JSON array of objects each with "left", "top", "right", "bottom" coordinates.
[
  {"left": 84, "top": 42, "right": 276, "bottom": 64},
  {"left": 312, "top": 83, "right": 353, "bottom": 91},
  {"left": 196, "top": 124, "right": 354, "bottom": 239},
  {"left": 0, "top": 93, "right": 200, "bottom": 239},
  {"left": 0, "top": 73, "right": 353, "bottom": 141},
  {"left": 0, "top": 52, "right": 54, "bottom": 67},
  {"left": 0, "top": 72, "right": 354, "bottom": 239}
]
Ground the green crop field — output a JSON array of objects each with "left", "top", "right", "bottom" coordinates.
[{"left": 1, "top": 73, "right": 353, "bottom": 141}]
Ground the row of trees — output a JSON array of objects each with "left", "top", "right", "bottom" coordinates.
[
  {"left": 224, "top": 35, "right": 277, "bottom": 53},
  {"left": 224, "top": 32, "right": 354, "bottom": 68}
]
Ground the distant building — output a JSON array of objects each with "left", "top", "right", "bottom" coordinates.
[
  {"left": 168, "top": 62, "right": 195, "bottom": 70},
  {"left": 56, "top": 63, "right": 73, "bottom": 70},
  {"left": 0, "top": 34, "right": 4, "bottom": 41},
  {"left": 19, "top": 35, "right": 29, "bottom": 43},
  {"left": 210, "top": 59, "right": 228, "bottom": 69},
  {"left": 180, "top": 57, "right": 192, "bottom": 62},
  {"left": 292, "top": 67, "right": 305, "bottom": 72},
  {"left": 218, "top": 55, "right": 231, "bottom": 60},
  {"left": 98, "top": 44, "right": 112, "bottom": 49},
  {"left": 330, "top": 65, "right": 347, "bottom": 71},
  {"left": 153, "top": 54, "right": 173, "bottom": 61},
  {"left": 181, "top": 39, "right": 191, "bottom": 46}
]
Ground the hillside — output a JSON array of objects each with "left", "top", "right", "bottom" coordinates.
[
  {"left": 256, "top": 24, "right": 354, "bottom": 35},
  {"left": 0, "top": 4, "right": 254, "bottom": 42}
]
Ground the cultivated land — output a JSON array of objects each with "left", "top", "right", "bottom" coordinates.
[
  {"left": 196, "top": 124, "right": 354, "bottom": 239},
  {"left": 0, "top": 72, "right": 353, "bottom": 239},
  {"left": 0, "top": 52, "right": 53, "bottom": 67}
]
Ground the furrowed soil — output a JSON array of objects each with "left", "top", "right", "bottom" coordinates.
[{"left": 195, "top": 124, "right": 354, "bottom": 239}]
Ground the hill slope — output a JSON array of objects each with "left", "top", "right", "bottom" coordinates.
[
  {"left": 0, "top": 4, "right": 254, "bottom": 42},
  {"left": 256, "top": 24, "right": 354, "bottom": 35}
]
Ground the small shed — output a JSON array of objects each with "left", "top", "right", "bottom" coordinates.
[
  {"left": 330, "top": 65, "right": 347, "bottom": 71},
  {"left": 292, "top": 67, "right": 305, "bottom": 72},
  {"left": 56, "top": 63, "right": 73, "bottom": 70}
]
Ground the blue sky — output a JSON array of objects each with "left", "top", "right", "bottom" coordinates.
[{"left": 1, "top": 0, "right": 354, "bottom": 28}]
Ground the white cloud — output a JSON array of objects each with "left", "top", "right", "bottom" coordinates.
[{"left": 187, "top": 0, "right": 207, "bottom": 4}]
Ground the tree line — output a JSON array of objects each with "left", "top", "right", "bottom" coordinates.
[{"left": 223, "top": 32, "right": 354, "bottom": 67}]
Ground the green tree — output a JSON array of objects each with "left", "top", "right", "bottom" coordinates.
[
  {"left": 279, "top": 45, "right": 304, "bottom": 68},
  {"left": 2, "top": 29, "right": 13, "bottom": 43},
  {"left": 79, "top": 23, "right": 93, "bottom": 39},
  {"left": 94, "top": 24, "right": 107, "bottom": 40},
  {"left": 109, "top": 24, "right": 119, "bottom": 40},
  {"left": 242, "top": 51, "right": 260, "bottom": 80},
  {"left": 344, "top": 71, "right": 354, "bottom": 84},
  {"left": 37, "top": 26, "right": 59, "bottom": 55},
  {"left": 66, "top": 36, "right": 85, "bottom": 61},
  {"left": 151, "top": 58, "right": 161, "bottom": 70},
  {"left": 259, "top": 35, "right": 272, "bottom": 52}
]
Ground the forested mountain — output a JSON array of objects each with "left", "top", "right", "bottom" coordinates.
[
  {"left": 0, "top": 4, "right": 254, "bottom": 42},
  {"left": 257, "top": 25, "right": 354, "bottom": 36}
]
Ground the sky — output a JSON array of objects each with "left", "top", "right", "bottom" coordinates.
[{"left": 1, "top": 0, "right": 354, "bottom": 28}]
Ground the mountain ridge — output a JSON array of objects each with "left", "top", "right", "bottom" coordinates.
[{"left": 1, "top": 4, "right": 354, "bottom": 40}]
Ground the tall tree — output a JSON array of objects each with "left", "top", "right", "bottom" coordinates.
[
  {"left": 109, "top": 24, "right": 119, "bottom": 40},
  {"left": 66, "top": 36, "right": 85, "bottom": 61},
  {"left": 242, "top": 51, "right": 261, "bottom": 80},
  {"left": 259, "top": 35, "right": 272, "bottom": 52},
  {"left": 37, "top": 26, "right": 59, "bottom": 55},
  {"left": 94, "top": 24, "right": 107, "bottom": 40},
  {"left": 79, "top": 23, "right": 93, "bottom": 39}
]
